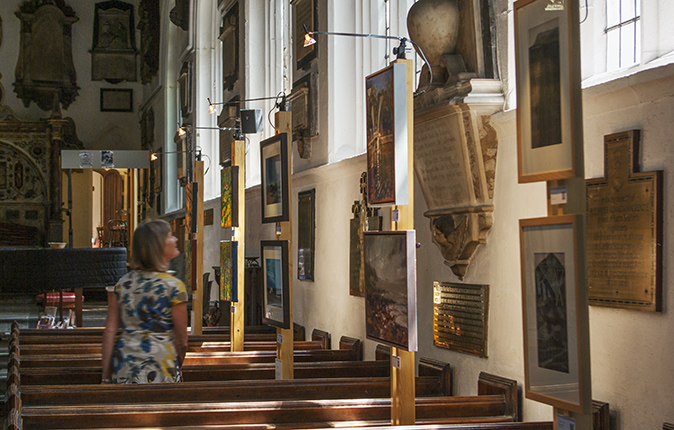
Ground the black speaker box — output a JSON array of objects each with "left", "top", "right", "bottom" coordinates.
[{"left": 240, "top": 109, "right": 263, "bottom": 134}]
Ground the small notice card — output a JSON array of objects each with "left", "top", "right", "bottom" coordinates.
[{"left": 557, "top": 414, "right": 575, "bottom": 430}]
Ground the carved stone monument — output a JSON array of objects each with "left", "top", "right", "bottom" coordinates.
[
  {"left": 408, "top": 0, "right": 502, "bottom": 279},
  {"left": 14, "top": 1, "right": 79, "bottom": 111},
  {"left": 91, "top": 1, "right": 138, "bottom": 83}
]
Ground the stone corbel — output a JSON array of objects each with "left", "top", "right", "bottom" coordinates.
[{"left": 428, "top": 205, "right": 493, "bottom": 279}]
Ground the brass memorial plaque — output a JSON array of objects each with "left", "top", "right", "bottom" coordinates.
[
  {"left": 433, "top": 282, "right": 489, "bottom": 357},
  {"left": 586, "top": 130, "right": 663, "bottom": 311}
]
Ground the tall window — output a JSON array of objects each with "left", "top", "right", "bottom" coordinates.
[{"left": 606, "top": 0, "right": 641, "bottom": 71}]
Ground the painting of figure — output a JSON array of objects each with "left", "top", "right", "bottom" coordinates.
[
  {"left": 534, "top": 252, "right": 569, "bottom": 373},
  {"left": 366, "top": 67, "right": 395, "bottom": 205}
]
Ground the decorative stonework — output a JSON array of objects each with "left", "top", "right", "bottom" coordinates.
[
  {"left": 414, "top": 90, "right": 501, "bottom": 279},
  {"left": 91, "top": 0, "right": 138, "bottom": 83},
  {"left": 14, "top": 1, "right": 79, "bottom": 111},
  {"left": 409, "top": 0, "right": 502, "bottom": 279}
]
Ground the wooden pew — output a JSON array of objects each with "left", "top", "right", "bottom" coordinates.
[
  {"left": 19, "top": 360, "right": 448, "bottom": 406},
  {"left": 16, "top": 359, "right": 392, "bottom": 385},
  {"left": 16, "top": 336, "right": 362, "bottom": 368},
  {"left": 18, "top": 395, "right": 517, "bottom": 429},
  {"left": 10, "top": 373, "right": 516, "bottom": 430}
]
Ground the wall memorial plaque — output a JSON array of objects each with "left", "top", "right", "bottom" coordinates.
[
  {"left": 586, "top": 130, "right": 662, "bottom": 312},
  {"left": 433, "top": 281, "right": 489, "bottom": 357},
  {"left": 414, "top": 103, "right": 498, "bottom": 279}
]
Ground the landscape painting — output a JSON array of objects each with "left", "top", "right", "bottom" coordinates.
[
  {"left": 363, "top": 230, "right": 417, "bottom": 351},
  {"left": 261, "top": 240, "right": 290, "bottom": 328}
]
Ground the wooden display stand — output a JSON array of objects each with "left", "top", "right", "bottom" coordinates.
[
  {"left": 192, "top": 160, "right": 205, "bottom": 335},
  {"left": 230, "top": 139, "right": 246, "bottom": 351},
  {"left": 275, "top": 110, "right": 294, "bottom": 379},
  {"left": 390, "top": 58, "right": 415, "bottom": 425}
]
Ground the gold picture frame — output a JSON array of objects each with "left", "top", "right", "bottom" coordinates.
[
  {"left": 514, "top": 0, "right": 582, "bottom": 183},
  {"left": 519, "top": 214, "right": 590, "bottom": 413}
]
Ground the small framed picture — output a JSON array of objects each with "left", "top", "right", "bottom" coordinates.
[
  {"left": 220, "top": 240, "right": 238, "bottom": 302},
  {"left": 514, "top": 0, "right": 581, "bottom": 183},
  {"left": 100, "top": 88, "right": 133, "bottom": 112},
  {"left": 221, "top": 165, "right": 239, "bottom": 228},
  {"left": 519, "top": 214, "right": 590, "bottom": 413},
  {"left": 260, "top": 133, "right": 290, "bottom": 223},
  {"left": 297, "top": 189, "right": 315, "bottom": 281},
  {"left": 261, "top": 240, "right": 290, "bottom": 329},
  {"left": 363, "top": 230, "right": 417, "bottom": 352}
]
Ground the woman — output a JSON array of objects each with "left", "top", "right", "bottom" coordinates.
[{"left": 101, "top": 219, "right": 188, "bottom": 383}]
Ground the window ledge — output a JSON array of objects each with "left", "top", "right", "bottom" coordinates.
[{"left": 582, "top": 50, "right": 674, "bottom": 90}]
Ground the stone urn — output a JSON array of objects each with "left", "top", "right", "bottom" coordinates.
[{"left": 407, "top": 0, "right": 460, "bottom": 86}]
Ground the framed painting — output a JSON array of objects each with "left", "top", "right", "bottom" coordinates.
[
  {"left": 100, "top": 89, "right": 133, "bottom": 112},
  {"left": 261, "top": 240, "right": 290, "bottom": 329},
  {"left": 260, "top": 133, "right": 290, "bottom": 223},
  {"left": 365, "top": 62, "right": 408, "bottom": 206},
  {"left": 220, "top": 240, "right": 238, "bottom": 302},
  {"left": 184, "top": 237, "right": 197, "bottom": 291},
  {"left": 297, "top": 189, "right": 315, "bottom": 281},
  {"left": 221, "top": 165, "right": 239, "bottom": 228},
  {"left": 514, "top": 0, "right": 581, "bottom": 183},
  {"left": 519, "top": 214, "right": 590, "bottom": 413},
  {"left": 185, "top": 182, "right": 198, "bottom": 234},
  {"left": 363, "top": 230, "right": 417, "bottom": 351},
  {"left": 293, "top": 0, "right": 317, "bottom": 71}
]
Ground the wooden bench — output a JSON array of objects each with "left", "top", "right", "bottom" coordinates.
[
  {"left": 12, "top": 321, "right": 307, "bottom": 340},
  {"left": 8, "top": 372, "right": 515, "bottom": 430},
  {"left": 17, "top": 358, "right": 449, "bottom": 406},
  {"left": 16, "top": 336, "right": 362, "bottom": 368}
]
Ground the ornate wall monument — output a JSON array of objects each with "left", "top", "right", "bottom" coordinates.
[
  {"left": 91, "top": 0, "right": 138, "bottom": 83},
  {"left": 408, "top": 0, "right": 502, "bottom": 279},
  {"left": 14, "top": 1, "right": 79, "bottom": 111}
]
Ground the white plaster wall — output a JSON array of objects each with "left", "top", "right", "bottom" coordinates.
[{"left": 581, "top": 64, "right": 674, "bottom": 430}]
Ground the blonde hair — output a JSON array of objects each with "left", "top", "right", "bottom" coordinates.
[{"left": 128, "top": 219, "right": 173, "bottom": 272}]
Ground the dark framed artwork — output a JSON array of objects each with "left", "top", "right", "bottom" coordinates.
[
  {"left": 365, "top": 63, "right": 408, "bottom": 206},
  {"left": 297, "top": 189, "right": 315, "bottom": 281},
  {"left": 364, "top": 230, "right": 417, "bottom": 351},
  {"left": 219, "top": 2, "right": 239, "bottom": 91},
  {"left": 293, "top": 0, "right": 317, "bottom": 71},
  {"left": 220, "top": 240, "right": 238, "bottom": 302},
  {"left": 184, "top": 182, "right": 198, "bottom": 234},
  {"left": 261, "top": 240, "right": 290, "bottom": 329},
  {"left": 514, "top": 0, "right": 581, "bottom": 183},
  {"left": 260, "top": 133, "right": 290, "bottom": 223},
  {"left": 221, "top": 165, "right": 239, "bottom": 228},
  {"left": 100, "top": 88, "right": 133, "bottom": 112},
  {"left": 519, "top": 214, "right": 590, "bottom": 413}
]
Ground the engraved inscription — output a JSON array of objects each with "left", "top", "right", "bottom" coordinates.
[
  {"left": 586, "top": 131, "right": 662, "bottom": 311},
  {"left": 414, "top": 108, "right": 471, "bottom": 209}
]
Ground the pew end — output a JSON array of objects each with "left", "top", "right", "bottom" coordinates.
[
  {"left": 478, "top": 372, "right": 519, "bottom": 422},
  {"left": 339, "top": 336, "right": 362, "bottom": 360},
  {"left": 419, "top": 357, "right": 452, "bottom": 396},
  {"left": 311, "top": 329, "right": 331, "bottom": 349}
]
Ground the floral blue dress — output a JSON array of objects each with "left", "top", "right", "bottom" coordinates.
[{"left": 112, "top": 270, "right": 188, "bottom": 383}]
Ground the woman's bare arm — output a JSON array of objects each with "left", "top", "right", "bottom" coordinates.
[
  {"left": 171, "top": 301, "right": 188, "bottom": 367},
  {"left": 101, "top": 294, "right": 120, "bottom": 381}
]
